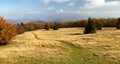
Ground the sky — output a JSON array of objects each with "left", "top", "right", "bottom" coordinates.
[{"left": 0, "top": 0, "right": 120, "bottom": 22}]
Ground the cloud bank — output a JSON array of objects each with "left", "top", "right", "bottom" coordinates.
[{"left": 83, "top": 0, "right": 120, "bottom": 8}]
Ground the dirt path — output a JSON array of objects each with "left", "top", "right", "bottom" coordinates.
[
  {"left": 57, "top": 40, "right": 96, "bottom": 64},
  {"left": 58, "top": 40, "right": 79, "bottom": 49},
  {"left": 31, "top": 32, "right": 41, "bottom": 40},
  {"left": 31, "top": 31, "right": 79, "bottom": 49}
]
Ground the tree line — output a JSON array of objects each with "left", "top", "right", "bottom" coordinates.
[{"left": 15, "top": 17, "right": 120, "bottom": 34}]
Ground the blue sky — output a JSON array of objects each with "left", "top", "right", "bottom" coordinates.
[{"left": 0, "top": 0, "right": 120, "bottom": 22}]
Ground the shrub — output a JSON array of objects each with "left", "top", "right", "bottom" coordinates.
[
  {"left": 0, "top": 17, "right": 16, "bottom": 45},
  {"left": 34, "top": 24, "right": 39, "bottom": 30},
  {"left": 116, "top": 18, "right": 120, "bottom": 29},
  {"left": 45, "top": 23, "right": 50, "bottom": 30},
  {"left": 84, "top": 17, "right": 96, "bottom": 34},
  {"left": 53, "top": 22, "right": 59, "bottom": 30},
  {"left": 24, "top": 23, "right": 37, "bottom": 31},
  {"left": 16, "top": 24, "right": 25, "bottom": 34},
  {"left": 96, "top": 22, "right": 102, "bottom": 30}
]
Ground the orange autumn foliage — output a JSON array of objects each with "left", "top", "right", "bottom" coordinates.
[
  {"left": 0, "top": 17, "right": 16, "bottom": 45},
  {"left": 24, "top": 22, "right": 37, "bottom": 31},
  {"left": 16, "top": 24, "right": 25, "bottom": 34}
]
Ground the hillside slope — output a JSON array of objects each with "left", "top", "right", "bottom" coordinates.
[{"left": 0, "top": 28, "right": 120, "bottom": 64}]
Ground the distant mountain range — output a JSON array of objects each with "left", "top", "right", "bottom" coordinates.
[
  {"left": 6, "top": 14, "right": 89, "bottom": 24},
  {"left": 7, "top": 19, "right": 44, "bottom": 24},
  {"left": 44, "top": 14, "right": 88, "bottom": 22},
  {"left": 30, "top": 21, "right": 44, "bottom": 24}
]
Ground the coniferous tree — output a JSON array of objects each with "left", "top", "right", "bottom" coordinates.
[
  {"left": 116, "top": 18, "right": 120, "bottom": 29},
  {"left": 21, "top": 22, "right": 24, "bottom": 26},
  {"left": 84, "top": 17, "right": 96, "bottom": 34},
  {"left": 53, "top": 22, "right": 59, "bottom": 30},
  {"left": 45, "top": 23, "right": 49, "bottom": 30}
]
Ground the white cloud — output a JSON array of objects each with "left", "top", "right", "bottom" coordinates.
[
  {"left": 46, "top": 7, "right": 54, "bottom": 10},
  {"left": 42, "top": 0, "right": 70, "bottom": 4},
  {"left": 105, "top": 1, "right": 120, "bottom": 6},
  {"left": 42, "top": 0, "right": 50, "bottom": 4},
  {"left": 52, "top": 0, "right": 70, "bottom": 3},
  {"left": 55, "top": 9, "right": 120, "bottom": 15},
  {"left": 23, "top": 11, "right": 41, "bottom": 14},
  {"left": 82, "top": 0, "right": 120, "bottom": 8},
  {"left": 56, "top": 9, "right": 65, "bottom": 13},
  {"left": 84, "top": 0, "right": 105, "bottom": 8},
  {"left": 104, "top": 11, "right": 120, "bottom": 14},
  {"left": 68, "top": 2, "right": 75, "bottom": 6},
  {"left": 64, "top": 10, "right": 93, "bottom": 14}
]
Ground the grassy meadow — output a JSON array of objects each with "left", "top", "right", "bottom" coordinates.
[{"left": 0, "top": 28, "right": 120, "bottom": 64}]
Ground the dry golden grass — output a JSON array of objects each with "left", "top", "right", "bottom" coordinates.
[
  {"left": 33, "top": 28, "right": 120, "bottom": 60},
  {"left": 0, "top": 27, "right": 120, "bottom": 63},
  {"left": 0, "top": 31, "right": 66, "bottom": 63}
]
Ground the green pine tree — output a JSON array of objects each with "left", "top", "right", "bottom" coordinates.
[
  {"left": 53, "top": 22, "right": 59, "bottom": 30},
  {"left": 84, "top": 17, "right": 96, "bottom": 34},
  {"left": 116, "top": 18, "right": 120, "bottom": 29},
  {"left": 21, "top": 22, "right": 24, "bottom": 26},
  {"left": 45, "top": 23, "right": 49, "bottom": 30}
]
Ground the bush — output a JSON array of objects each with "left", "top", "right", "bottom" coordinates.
[
  {"left": 24, "top": 23, "right": 37, "bottom": 31},
  {"left": 116, "top": 18, "right": 120, "bottom": 29},
  {"left": 45, "top": 23, "right": 50, "bottom": 30},
  {"left": 84, "top": 17, "right": 96, "bottom": 34},
  {"left": 0, "top": 17, "right": 16, "bottom": 45},
  {"left": 96, "top": 22, "right": 102, "bottom": 30},
  {"left": 53, "top": 22, "right": 59, "bottom": 30},
  {"left": 16, "top": 24, "right": 25, "bottom": 34}
]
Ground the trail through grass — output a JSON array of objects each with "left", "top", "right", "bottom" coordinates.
[
  {"left": 31, "top": 32, "right": 41, "bottom": 40},
  {"left": 0, "top": 28, "right": 120, "bottom": 64},
  {"left": 57, "top": 40, "right": 118, "bottom": 64}
]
